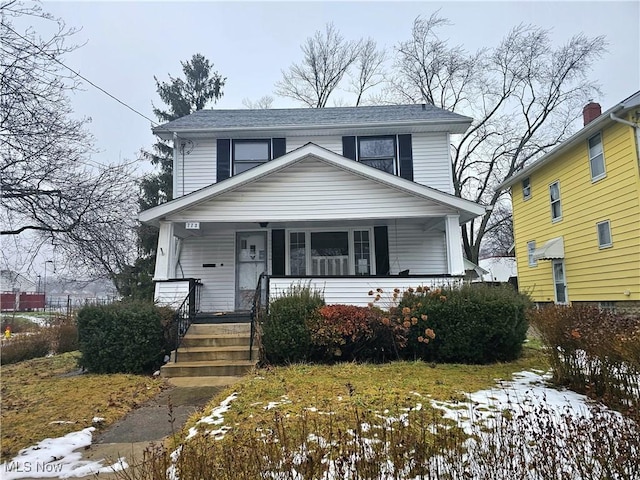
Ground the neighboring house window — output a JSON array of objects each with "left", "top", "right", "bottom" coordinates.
[
  {"left": 588, "top": 133, "right": 606, "bottom": 181},
  {"left": 597, "top": 220, "right": 612, "bottom": 248},
  {"left": 287, "top": 229, "right": 374, "bottom": 276},
  {"left": 527, "top": 241, "right": 537, "bottom": 267},
  {"left": 549, "top": 181, "right": 562, "bottom": 221},
  {"left": 358, "top": 136, "right": 396, "bottom": 174},
  {"left": 522, "top": 177, "right": 531, "bottom": 200},
  {"left": 233, "top": 140, "right": 270, "bottom": 175}
]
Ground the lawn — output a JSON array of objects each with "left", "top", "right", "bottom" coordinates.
[{"left": 0, "top": 352, "right": 165, "bottom": 461}]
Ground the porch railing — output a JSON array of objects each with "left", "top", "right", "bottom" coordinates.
[
  {"left": 250, "top": 272, "right": 269, "bottom": 361},
  {"left": 173, "top": 280, "right": 202, "bottom": 363}
]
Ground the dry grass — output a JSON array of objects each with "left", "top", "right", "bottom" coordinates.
[
  {"left": 184, "top": 345, "right": 548, "bottom": 440},
  {"left": 1, "top": 352, "right": 166, "bottom": 461}
]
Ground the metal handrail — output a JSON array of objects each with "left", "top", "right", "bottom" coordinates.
[
  {"left": 173, "top": 281, "right": 202, "bottom": 363},
  {"left": 249, "top": 272, "right": 269, "bottom": 361}
]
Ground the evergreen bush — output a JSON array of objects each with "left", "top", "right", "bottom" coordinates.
[
  {"left": 77, "top": 301, "right": 166, "bottom": 373},
  {"left": 261, "top": 285, "right": 324, "bottom": 364},
  {"left": 399, "top": 284, "right": 530, "bottom": 363}
]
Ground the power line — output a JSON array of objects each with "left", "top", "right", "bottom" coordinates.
[{"left": 3, "top": 21, "right": 159, "bottom": 127}]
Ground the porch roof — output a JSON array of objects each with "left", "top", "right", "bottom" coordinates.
[{"left": 139, "top": 143, "right": 486, "bottom": 226}]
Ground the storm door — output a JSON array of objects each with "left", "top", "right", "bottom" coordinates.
[
  {"left": 552, "top": 260, "right": 568, "bottom": 304},
  {"left": 236, "top": 232, "right": 267, "bottom": 310}
]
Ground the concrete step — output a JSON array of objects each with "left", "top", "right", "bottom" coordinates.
[
  {"left": 161, "top": 360, "right": 256, "bottom": 378},
  {"left": 187, "top": 323, "right": 251, "bottom": 335},
  {"left": 175, "top": 346, "right": 259, "bottom": 362},
  {"left": 166, "top": 376, "right": 246, "bottom": 387},
  {"left": 181, "top": 333, "right": 252, "bottom": 348},
  {"left": 193, "top": 312, "right": 252, "bottom": 324}
]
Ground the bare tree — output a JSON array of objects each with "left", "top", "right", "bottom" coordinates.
[
  {"left": 391, "top": 14, "right": 606, "bottom": 263},
  {"left": 276, "top": 23, "right": 386, "bottom": 108},
  {"left": 347, "top": 39, "right": 386, "bottom": 106},
  {"left": 242, "top": 95, "right": 274, "bottom": 109},
  {"left": 480, "top": 201, "right": 514, "bottom": 258},
  {"left": 1, "top": 1, "right": 139, "bottom": 292}
]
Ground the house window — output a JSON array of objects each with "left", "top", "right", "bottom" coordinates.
[
  {"left": 233, "top": 140, "right": 270, "bottom": 175},
  {"left": 549, "top": 181, "right": 562, "bottom": 221},
  {"left": 597, "top": 220, "right": 612, "bottom": 249},
  {"left": 522, "top": 177, "right": 531, "bottom": 200},
  {"left": 527, "top": 241, "right": 537, "bottom": 267},
  {"left": 287, "top": 229, "right": 374, "bottom": 276},
  {"left": 588, "top": 133, "right": 606, "bottom": 181},
  {"left": 358, "top": 136, "right": 396, "bottom": 174}
]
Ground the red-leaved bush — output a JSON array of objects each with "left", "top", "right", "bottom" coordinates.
[{"left": 307, "top": 305, "right": 408, "bottom": 363}]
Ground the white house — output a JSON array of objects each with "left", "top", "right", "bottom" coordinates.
[{"left": 139, "top": 105, "right": 486, "bottom": 314}]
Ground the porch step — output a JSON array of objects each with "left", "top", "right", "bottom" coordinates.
[
  {"left": 174, "top": 345, "right": 259, "bottom": 362},
  {"left": 193, "top": 311, "right": 252, "bottom": 324},
  {"left": 161, "top": 360, "right": 257, "bottom": 378},
  {"left": 161, "top": 320, "right": 258, "bottom": 382},
  {"left": 182, "top": 333, "right": 251, "bottom": 348},
  {"left": 187, "top": 323, "right": 251, "bottom": 335}
]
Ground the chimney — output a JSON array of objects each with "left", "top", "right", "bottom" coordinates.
[{"left": 583, "top": 101, "right": 601, "bottom": 126}]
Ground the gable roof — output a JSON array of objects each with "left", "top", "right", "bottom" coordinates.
[
  {"left": 139, "top": 143, "right": 486, "bottom": 226},
  {"left": 152, "top": 104, "right": 473, "bottom": 138},
  {"left": 499, "top": 90, "right": 640, "bottom": 190}
]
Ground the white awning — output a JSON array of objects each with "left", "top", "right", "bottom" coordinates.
[{"left": 533, "top": 237, "right": 564, "bottom": 261}]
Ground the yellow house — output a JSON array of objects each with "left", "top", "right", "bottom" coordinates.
[{"left": 500, "top": 91, "right": 640, "bottom": 312}]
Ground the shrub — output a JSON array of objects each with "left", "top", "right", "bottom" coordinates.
[
  {"left": 308, "top": 305, "right": 407, "bottom": 363},
  {"left": 49, "top": 315, "right": 79, "bottom": 354},
  {"left": 76, "top": 301, "right": 166, "bottom": 374},
  {"left": 0, "top": 331, "right": 52, "bottom": 365},
  {"left": 398, "top": 284, "right": 530, "bottom": 363},
  {"left": 261, "top": 285, "right": 324, "bottom": 364},
  {"left": 529, "top": 305, "right": 640, "bottom": 411}
]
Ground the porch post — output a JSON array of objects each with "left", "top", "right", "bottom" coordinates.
[
  {"left": 445, "top": 215, "right": 465, "bottom": 275},
  {"left": 154, "top": 221, "right": 175, "bottom": 280}
]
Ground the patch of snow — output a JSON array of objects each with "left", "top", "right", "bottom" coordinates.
[
  {"left": 185, "top": 392, "right": 237, "bottom": 440},
  {"left": 0, "top": 428, "right": 127, "bottom": 479}
]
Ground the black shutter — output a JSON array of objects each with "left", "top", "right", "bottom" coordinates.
[
  {"left": 342, "top": 136, "right": 357, "bottom": 160},
  {"left": 272, "top": 229, "right": 285, "bottom": 276},
  {"left": 398, "top": 134, "right": 413, "bottom": 181},
  {"left": 374, "top": 226, "right": 390, "bottom": 275},
  {"left": 272, "top": 138, "right": 286, "bottom": 159},
  {"left": 216, "top": 139, "right": 231, "bottom": 181}
]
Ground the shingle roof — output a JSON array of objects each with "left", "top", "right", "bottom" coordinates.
[{"left": 152, "top": 104, "right": 472, "bottom": 134}]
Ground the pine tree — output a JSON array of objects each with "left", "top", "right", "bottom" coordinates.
[{"left": 129, "top": 54, "right": 225, "bottom": 299}]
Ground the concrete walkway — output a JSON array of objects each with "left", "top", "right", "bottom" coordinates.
[{"left": 60, "top": 383, "right": 226, "bottom": 479}]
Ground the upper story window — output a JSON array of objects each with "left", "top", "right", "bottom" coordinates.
[
  {"left": 597, "top": 220, "right": 612, "bottom": 249},
  {"left": 522, "top": 177, "right": 531, "bottom": 200},
  {"left": 358, "top": 136, "right": 396, "bottom": 174},
  {"left": 549, "top": 181, "right": 562, "bottom": 222},
  {"left": 233, "top": 140, "right": 270, "bottom": 175},
  {"left": 527, "top": 241, "right": 537, "bottom": 267},
  {"left": 588, "top": 133, "right": 606, "bottom": 181}
]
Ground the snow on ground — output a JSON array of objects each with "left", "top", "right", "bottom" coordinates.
[
  {"left": 0, "top": 428, "right": 127, "bottom": 479},
  {"left": 1, "top": 372, "right": 631, "bottom": 479},
  {"left": 1, "top": 313, "right": 50, "bottom": 328}
]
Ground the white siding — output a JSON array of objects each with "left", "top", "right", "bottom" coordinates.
[
  {"left": 178, "top": 230, "right": 236, "bottom": 312},
  {"left": 388, "top": 223, "right": 448, "bottom": 274},
  {"left": 270, "top": 277, "right": 462, "bottom": 307},
  {"left": 154, "top": 281, "right": 190, "bottom": 308},
  {"left": 412, "top": 132, "right": 453, "bottom": 193},
  {"left": 168, "top": 158, "right": 453, "bottom": 223},
  {"left": 287, "top": 136, "right": 343, "bottom": 155},
  {"left": 176, "top": 138, "right": 217, "bottom": 196}
]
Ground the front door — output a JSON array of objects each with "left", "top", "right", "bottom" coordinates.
[
  {"left": 552, "top": 260, "right": 568, "bottom": 304},
  {"left": 236, "top": 232, "right": 267, "bottom": 310}
]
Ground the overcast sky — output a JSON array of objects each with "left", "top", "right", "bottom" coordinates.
[{"left": 33, "top": 1, "right": 640, "bottom": 171}]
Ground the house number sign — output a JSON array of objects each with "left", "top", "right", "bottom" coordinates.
[{"left": 185, "top": 222, "right": 200, "bottom": 230}]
